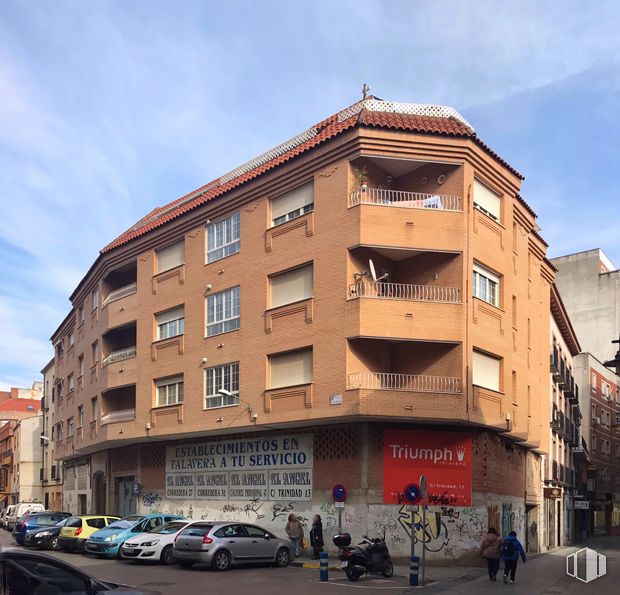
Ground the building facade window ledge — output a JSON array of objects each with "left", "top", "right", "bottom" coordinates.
[
  {"left": 264, "top": 299, "right": 313, "bottom": 333},
  {"left": 265, "top": 211, "right": 314, "bottom": 253},
  {"left": 150, "top": 403, "right": 184, "bottom": 427},
  {"left": 151, "top": 264, "right": 185, "bottom": 294},
  {"left": 263, "top": 384, "right": 313, "bottom": 413},
  {"left": 151, "top": 336, "right": 184, "bottom": 362}
]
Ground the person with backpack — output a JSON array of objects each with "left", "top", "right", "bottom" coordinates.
[
  {"left": 501, "top": 530, "right": 526, "bottom": 584},
  {"left": 479, "top": 527, "right": 502, "bottom": 580}
]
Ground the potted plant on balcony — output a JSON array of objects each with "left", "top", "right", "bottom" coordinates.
[{"left": 352, "top": 165, "right": 369, "bottom": 192}]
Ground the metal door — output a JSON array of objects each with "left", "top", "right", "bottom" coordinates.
[{"left": 117, "top": 478, "right": 135, "bottom": 517}]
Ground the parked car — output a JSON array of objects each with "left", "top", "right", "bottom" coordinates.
[
  {"left": 1, "top": 505, "right": 15, "bottom": 530},
  {"left": 25, "top": 516, "right": 72, "bottom": 550},
  {"left": 85, "top": 513, "right": 185, "bottom": 558},
  {"left": 13, "top": 511, "right": 72, "bottom": 545},
  {"left": 0, "top": 548, "right": 162, "bottom": 594},
  {"left": 121, "top": 519, "right": 191, "bottom": 564},
  {"left": 6, "top": 502, "right": 45, "bottom": 531},
  {"left": 173, "top": 521, "right": 293, "bottom": 570},
  {"left": 58, "top": 515, "right": 120, "bottom": 552}
]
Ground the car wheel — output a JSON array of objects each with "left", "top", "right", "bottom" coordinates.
[
  {"left": 179, "top": 560, "right": 194, "bottom": 569},
  {"left": 212, "top": 550, "right": 231, "bottom": 571},
  {"left": 275, "top": 547, "right": 290, "bottom": 567},
  {"left": 160, "top": 545, "right": 176, "bottom": 565},
  {"left": 50, "top": 537, "right": 61, "bottom": 551}
]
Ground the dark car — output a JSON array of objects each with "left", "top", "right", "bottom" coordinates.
[
  {"left": 0, "top": 548, "right": 162, "bottom": 594},
  {"left": 24, "top": 516, "right": 72, "bottom": 550},
  {"left": 13, "top": 511, "right": 72, "bottom": 545}
]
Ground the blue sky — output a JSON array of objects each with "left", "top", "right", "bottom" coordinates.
[{"left": 1, "top": 1, "right": 619, "bottom": 390}]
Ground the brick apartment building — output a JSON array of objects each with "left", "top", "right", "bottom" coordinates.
[{"left": 49, "top": 98, "right": 554, "bottom": 560}]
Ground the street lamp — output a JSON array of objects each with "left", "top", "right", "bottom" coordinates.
[{"left": 218, "top": 389, "right": 257, "bottom": 421}]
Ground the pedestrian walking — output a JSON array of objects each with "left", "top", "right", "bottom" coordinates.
[
  {"left": 479, "top": 527, "right": 501, "bottom": 581},
  {"left": 285, "top": 513, "right": 304, "bottom": 557},
  {"left": 501, "top": 530, "right": 526, "bottom": 584},
  {"left": 310, "top": 514, "right": 324, "bottom": 559}
]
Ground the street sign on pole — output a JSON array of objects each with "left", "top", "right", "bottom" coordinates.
[
  {"left": 403, "top": 483, "right": 421, "bottom": 505},
  {"left": 419, "top": 475, "right": 427, "bottom": 586}
]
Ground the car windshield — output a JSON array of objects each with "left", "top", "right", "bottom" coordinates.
[
  {"left": 106, "top": 516, "right": 143, "bottom": 530},
  {"left": 149, "top": 521, "right": 188, "bottom": 535}
]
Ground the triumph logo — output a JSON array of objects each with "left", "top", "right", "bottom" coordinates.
[{"left": 388, "top": 444, "right": 467, "bottom": 465}]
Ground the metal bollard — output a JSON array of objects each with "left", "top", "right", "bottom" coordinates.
[
  {"left": 319, "top": 551, "right": 329, "bottom": 582},
  {"left": 410, "top": 555, "right": 420, "bottom": 586}
]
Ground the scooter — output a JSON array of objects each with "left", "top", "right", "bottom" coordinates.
[{"left": 333, "top": 532, "right": 394, "bottom": 582}]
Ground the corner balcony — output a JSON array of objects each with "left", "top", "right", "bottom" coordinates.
[
  {"left": 102, "top": 282, "right": 137, "bottom": 308},
  {"left": 345, "top": 371, "right": 464, "bottom": 421},
  {"left": 349, "top": 281, "right": 461, "bottom": 303},
  {"left": 349, "top": 188, "right": 462, "bottom": 211},
  {"left": 100, "top": 347, "right": 137, "bottom": 389},
  {"left": 101, "top": 261, "right": 138, "bottom": 327},
  {"left": 101, "top": 346, "right": 136, "bottom": 367},
  {"left": 101, "top": 408, "right": 136, "bottom": 425}
]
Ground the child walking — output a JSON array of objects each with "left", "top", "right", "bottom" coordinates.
[{"left": 501, "top": 530, "right": 526, "bottom": 584}]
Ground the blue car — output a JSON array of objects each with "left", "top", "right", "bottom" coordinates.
[
  {"left": 13, "top": 512, "right": 72, "bottom": 546},
  {"left": 84, "top": 513, "right": 184, "bottom": 557}
]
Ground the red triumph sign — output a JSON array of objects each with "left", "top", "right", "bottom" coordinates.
[{"left": 383, "top": 429, "right": 472, "bottom": 506}]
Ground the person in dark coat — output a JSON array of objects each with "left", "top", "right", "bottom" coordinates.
[
  {"left": 310, "top": 514, "right": 324, "bottom": 559},
  {"left": 479, "top": 527, "right": 501, "bottom": 580},
  {"left": 501, "top": 530, "right": 526, "bottom": 583}
]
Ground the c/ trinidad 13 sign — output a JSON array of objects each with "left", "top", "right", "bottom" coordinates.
[{"left": 383, "top": 429, "right": 472, "bottom": 506}]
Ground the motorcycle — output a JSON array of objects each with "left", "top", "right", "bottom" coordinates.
[{"left": 333, "top": 532, "right": 394, "bottom": 582}]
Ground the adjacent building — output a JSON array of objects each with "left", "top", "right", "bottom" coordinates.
[
  {"left": 12, "top": 414, "right": 44, "bottom": 504},
  {"left": 49, "top": 97, "right": 554, "bottom": 560},
  {"left": 41, "top": 358, "right": 63, "bottom": 511}
]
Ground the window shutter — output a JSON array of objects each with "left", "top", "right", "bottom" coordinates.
[
  {"left": 156, "top": 306, "right": 184, "bottom": 325},
  {"left": 472, "top": 350, "right": 501, "bottom": 391},
  {"left": 269, "top": 349, "right": 313, "bottom": 389},
  {"left": 270, "top": 182, "right": 313, "bottom": 221},
  {"left": 156, "top": 242, "right": 185, "bottom": 273},
  {"left": 473, "top": 179, "right": 500, "bottom": 221},
  {"left": 270, "top": 265, "right": 313, "bottom": 308}
]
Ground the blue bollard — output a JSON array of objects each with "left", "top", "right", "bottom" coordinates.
[
  {"left": 319, "top": 551, "right": 329, "bottom": 582},
  {"left": 410, "top": 555, "right": 419, "bottom": 586}
]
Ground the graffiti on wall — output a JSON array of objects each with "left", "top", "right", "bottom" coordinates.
[{"left": 142, "top": 492, "right": 162, "bottom": 512}]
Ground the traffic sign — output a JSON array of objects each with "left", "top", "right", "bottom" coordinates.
[
  {"left": 332, "top": 484, "right": 347, "bottom": 502},
  {"left": 403, "top": 483, "right": 421, "bottom": 504}
]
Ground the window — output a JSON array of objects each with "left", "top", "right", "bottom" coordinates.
[
  {"left": 156, "top": 306, "right": 185, "bottom": 340},
  {"left": 156, "top": 241, "right": 184, "bottom": 273},
  {"left": 473, "top": 263, "right": 499, "bottom": 307},
  {"left": 55, "top": 341, "right": 64, "bottom": 360},
  {"left": 67, "top": 417, "right": 74, "bottom": 438},
  {"left": 78, "top": 405, "right": 84, "bottom": 428},
  {"left": 78, "top": 305, "right": 84, "bottom": 324},
  {"left": 206, "top": 286, "right": 240, "bottom": 336},
  {"left": 472, "top": 350, "right": 501, "bottom": 392},
  {"left": 6, "top": 556, "right": 90, "bottom": 594},
  {"left": 67, "top": 374, "right": 75, "bottom": 392},
  {"left": 207, "top": 212, "right": 240, "bottom": 263},
  {"left": 269, "top": 348, "right": 313, "bottom": 389},
  {"left": 205, "top": 363, "right": 239, "bottom": 409},
  {"left": 92, "top": 287, "right": 99, "bottom": 310},
  {"left": 78, "top": 354, "right": 84, "bottom": 377},
  {"left": 156, "top": 375, "right": 184, "bottom": 407},
  {"left": 91, "top": 396, "right": 99, "bottom": 422},
  {"left": 473, "top": 178, "right": 500, "bottom": 221},
  {"left": 269, "top": 264, "right": 313, "bottom": 309},
  {"left": 591, "top": 372, "right": 597, "bottom": 394},
  {"left": 91, "top": 341, "right": 99, "bottom": 365},
  {"left": 270, "top": 182, "right": 314, "bottom": 227},
  {"left": 56, "top": 422, "right": 64, "bottom": 441},
  {"left": 68, "top": 331, "right": 75, "bottom": 347}
]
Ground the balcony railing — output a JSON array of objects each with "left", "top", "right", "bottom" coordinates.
[
  {"left": 101, "top": 409, "right": 136, "bottom": 425},
  {"left": 102, "top": 282, "right": 137, "bottom": 308},
  {"left": 551, "top": 346, "right": 562, "bottom": 382},
  {"left": 349, "top": 281, "right": 461, "bottom": 303},
  {"left": 348, "top": 189, "right": 462, "bottom": 211},
  {"left": 101, "top": 346, "right": 136, "bottom": 367},
  {"left": 347, "top": 372, "right": 462, "bottom": 394}
]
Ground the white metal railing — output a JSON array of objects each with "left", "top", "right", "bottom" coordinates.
[
  {"left": 349, "top": 281, "right": 461, "bottom": 303},
  {"left": 348, "top": 188, "right": 462, "bottom": 211},
  {"left": 101, "top": 408, "right": 136, "bottom": 425},
  {"left": 347, "top": 372, "right": 462, "bottom": 394},
  {"left": 102, "top": 282, "right": 137, "bottom": 308},
  {"left": 101, "top": 346, "right": 136, "bottom": 367}
]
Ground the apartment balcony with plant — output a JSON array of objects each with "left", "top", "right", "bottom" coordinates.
[{"left": 347, "top": 157, "right": 465, "bottom": 253}]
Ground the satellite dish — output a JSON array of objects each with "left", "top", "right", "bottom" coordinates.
[{"left": 369, "top": 259, "right": 378, "bottom": 282}]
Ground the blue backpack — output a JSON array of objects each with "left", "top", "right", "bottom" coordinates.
[{"left": 502, "top": 539, "right": 516, "bottom": 557}]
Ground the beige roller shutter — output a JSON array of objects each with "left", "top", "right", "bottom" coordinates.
[
  {"left": 473, "top": 350, "right": 501, "bottom": 391},
  {"left": 269, "top": 348, "right": 313, "bottom": 389},
  {"left": 156, "top": 241, "right": 185, "bottom": 273},
  {"left": 271, "top": 182, "right": 314, "bottom": 222},
  {"left": 473, "top": 179, "right": 501, "bottom": 221},
  {"left": 270, "top": 264, "right": 313, "bottom": 308}
]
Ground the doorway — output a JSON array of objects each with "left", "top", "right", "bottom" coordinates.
[
  {"left": 117, "top": 477, "right": 135, "bottom": 517},
  {"left": 92, "top": 471, "right": 106, "bottom": 515}
]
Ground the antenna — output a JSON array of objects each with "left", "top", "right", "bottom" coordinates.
[
  {"left": 362, "top": 83, "right": 371, "bottom": 100},
  {"left": 369, "top": 259, "right": 390, "bottom": 282}
]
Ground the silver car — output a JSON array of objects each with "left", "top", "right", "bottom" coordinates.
[{"left": 173, "top": 521, "right": 293, "bottom": 570}]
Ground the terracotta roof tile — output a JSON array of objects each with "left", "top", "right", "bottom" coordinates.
[{"left": 102, "top": 99, "right": 522, "bottom": 253}]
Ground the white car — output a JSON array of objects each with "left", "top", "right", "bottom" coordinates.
[{"left": 121, "top": 520, "right": 190, "bottom": 565}]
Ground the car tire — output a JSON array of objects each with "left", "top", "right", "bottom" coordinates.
[
  {"left": 275, "top": 547, "right": 290, "bottom": 567},
  {"left": 212, "top": 550, "right": 232, "bottom": 571},
  {"left": 179, "top": 560, "right": 194, "bottom": 569},
  {"left": 50, "top": 537, "right": 61, "bottom": 551},
  {"left": 161, "top": 545, "right": 176, "bottom": 566}
]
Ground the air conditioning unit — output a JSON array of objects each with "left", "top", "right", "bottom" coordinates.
[{"left": 593, "top": 416, "right": 601, "bottom": 425}]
